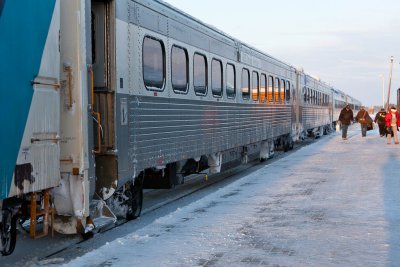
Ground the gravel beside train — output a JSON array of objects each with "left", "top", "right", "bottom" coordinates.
[{"left": 0, "top": 0, "right": 361, "bottom": 255}]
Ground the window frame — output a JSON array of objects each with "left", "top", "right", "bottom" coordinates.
[
  {"left": 193, "top": 52, "right": 208, "bottom": 96},
  {"left": 268, "top": 75, "right": 274, "bottom": 103},
  {"left": 226, "top": 63, "right": 236, "bottom": 99},
  {"left": 211, "top": 58, "right": 223, "bottom": 98},
  {"left": 281, "top": 78, "right": 286, "bottom": 102},
  {"left": 142, "top": 36, "right": 166, "bottom": 91},
  {"left": 241, "top": 68, "right": 250, "bottom": 100},
  {"left": 285, "top": 80, "right": 291, "bottom": 102},
  {"left": 171, "top": 45, "right": 189, "bottom": 94},
  {"left": 260, "top": 74, "right": 267, "bottom": 102},
  {"left": 252, "top": 71, "right": 259, "bottom": 101},
  {"left": 274, "top": 77, "right": 280, "bottom": 102}
]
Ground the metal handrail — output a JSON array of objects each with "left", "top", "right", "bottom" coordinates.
[{"left": 88, "top": 66, "right": 102, "bottom": 154}]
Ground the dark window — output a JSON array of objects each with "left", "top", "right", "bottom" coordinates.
[
  {"left": 252, "top": 71, "right": 259, "bottom": 101},
  {"left": 311, "top": 90, "right": 314, "bottom": 104},
  {"left": 260, "top": 74, "right": 267, "bottom": 102},
  {"left": 314, "top": 91, "right": 317, "bottom": 104},
  {"left": 318, "top": 92, "right": 321, "bottom": 105},
  {"left": 211, "top": 59, "right": 223, "bottom": 97},
  {"left": 313, "top": 91, "right": 316, "bottom": 104},
  {"left": 241, "top": 68, "right": 250, "bottom": 99},
  {"left": 193, "top": 53, "right": 208, "bottom": 95},
  {"left": 171, "top": 45, "right": 188, "bottom": 93},
  {"left": 143, "top": 36, "right": 165, "bottom": 90},
  {"left": 268, "top": 75, "right": 274, "bottom": 102},
  {"left": 286, "top": 81, "right": 291, "bottom": 101},
  {"left": 226, "top": 63, "right": 236, "bottom": 98}
]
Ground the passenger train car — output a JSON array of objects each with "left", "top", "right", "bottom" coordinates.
[{"left": 0, "top": 0, "right": 361, "bottom": 255}]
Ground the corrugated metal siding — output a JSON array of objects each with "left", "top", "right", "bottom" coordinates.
[
  {"left": 125, "top": 95, "right": 291, "bottom": 175},
  {"left": 302, "top": 105, "right": 331, "bottom": 131}
]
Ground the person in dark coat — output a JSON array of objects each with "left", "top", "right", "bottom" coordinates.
[
  {"left": 374, "top": 108, "right": 387, "bottom": 137},
  {"left": 338, "top": 104, "right": 354, "bottom": 140},
  {"left": 355, "top": 106, "right": 373, "bottom": 137}
]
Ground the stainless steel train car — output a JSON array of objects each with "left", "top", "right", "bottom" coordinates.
[{"left": 0, "top": 0, "right": 361, "bottom": 255}]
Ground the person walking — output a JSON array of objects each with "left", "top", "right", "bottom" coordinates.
[
  {"left": 374, "top": 108, "right": 387, "bottom": 137},
  {"left": 338, "top": 104, "right": 353, "bottom": 140},
  {"left": 355, "top": 106, "right": 372, "bottom": 137},
  {"left": 385, "top": 106, "right": 400, "bottom": 144}
]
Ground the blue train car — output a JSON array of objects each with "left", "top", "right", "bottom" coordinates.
[{"left": 0, "top": 0, "right": 60, "bottom": 255}]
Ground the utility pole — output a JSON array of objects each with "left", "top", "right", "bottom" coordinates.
[{"left": 386, "top": 56, "right": 394, "bottom": 110}]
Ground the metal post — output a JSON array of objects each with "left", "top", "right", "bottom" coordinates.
[{"left": 386, "top": 56, "right": 394, "bottom": 110}]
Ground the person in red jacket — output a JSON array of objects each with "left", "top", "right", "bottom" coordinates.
[{"left": 385, "top": 106, "right": 400, "bottom": 144}]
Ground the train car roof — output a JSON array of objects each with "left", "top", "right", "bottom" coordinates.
[{"left": 153, "top": 0, "right": 295, "bottom": 71}]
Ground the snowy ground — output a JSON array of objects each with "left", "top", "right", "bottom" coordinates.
[{"left": 36, "top": 125, "right": 400, "bottom": 266}]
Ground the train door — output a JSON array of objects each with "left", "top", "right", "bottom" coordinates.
[{"left": 91, "top": 0, "right": 118, "bottom": 200}]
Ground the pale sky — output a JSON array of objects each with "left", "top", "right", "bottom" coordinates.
[{"left": 163, "top": 0, "right": 400, "bottom": 107}]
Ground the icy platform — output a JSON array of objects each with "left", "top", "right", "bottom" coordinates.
[{"left": 51, "top": 125, "right": 400, "bottom": 266}]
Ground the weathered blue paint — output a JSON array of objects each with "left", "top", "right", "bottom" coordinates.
[
  {"left": 0, "top": 0, "right": 5, "bottom": 17},
  {"left": 0, "top": 0, "right": 56, "bottom": 200}
]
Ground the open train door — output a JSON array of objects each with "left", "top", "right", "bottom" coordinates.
[
  {"left": 90, "top": 0, "right": 118, "bottom": 201},
  {"left": 90, "top": 0, "right": 143, "bottom": 221}
]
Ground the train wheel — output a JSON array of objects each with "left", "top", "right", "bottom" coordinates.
[
  {"left": 1, "top": 209, "right": 17, "bottom": 256},
  {"left": 126, "top": 178, "right": 143, "bottom": 221}
]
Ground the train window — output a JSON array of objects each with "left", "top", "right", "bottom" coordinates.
[
  {"left": 241, "top": 68, "right": 250, "bottom": 100},
  {"left": 314, "top": 91, "right": 317, "bottom": 105},
  {"left": 171, "top": 45, "right": 188, "bottom": 93},
  {"left": 226, "top": 63, "right": 236, "bottom": 98},
  {"left": 319, "top": 92, "right": 321, "bottom": 105},
  {"left": 211, "top": 59, "right": 223, "bottom": 97},
  {"left": 260, "top": 74, "right": 266, "bottom": 102},
  {"left": 143, "top": 36, "right": 165, "bottom": 90},
  {"left": 268, "top": 75, "right": 274, "bottom": 102},
  {"left": 315, "top": 91, "right": 318, "bottom": 105},
  {"left": 285, "top": 81, "right": 290, "bottom": 101},
  {"left": 274, "top": 77, "right": 280, "bottom": 102},
  {"left": 312, "top": 90, "right": 315, "bottom": 104},
  {"left": 252, "top": 71, "right": 259, "bottom": 101},
  {"left": 193, "top": 53, "right": 208, "bottom": 95},
  {"left": 279, "top": 79, "right": 286, "bottom": 102}
]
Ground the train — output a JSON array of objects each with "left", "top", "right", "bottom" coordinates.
[{"left": 0, "top": 0, "right": 361, "bottom": 256}]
